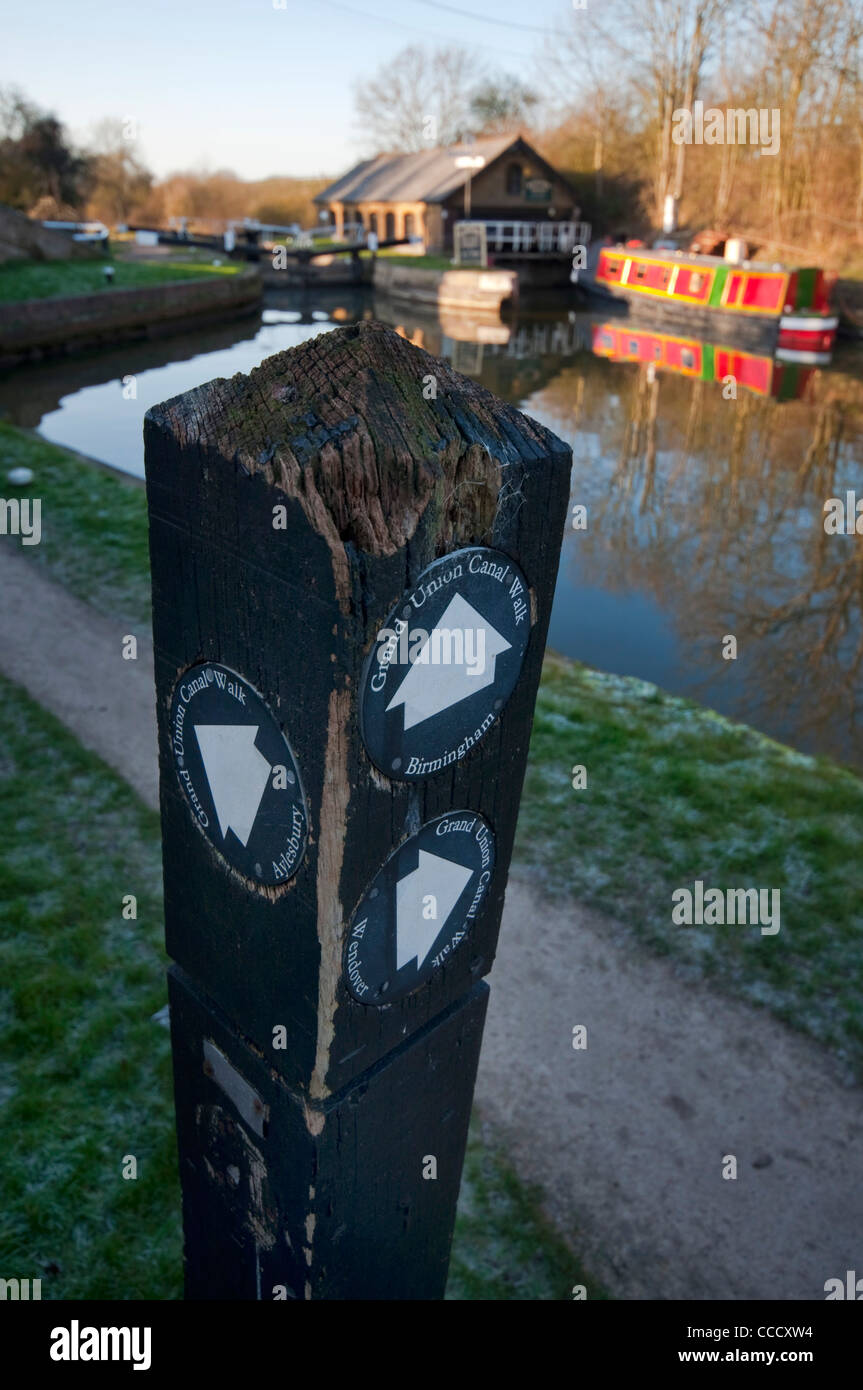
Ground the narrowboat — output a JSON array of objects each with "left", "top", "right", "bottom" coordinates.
[
  {"left": 590, "top": 319, "right": 825, "bottom": 400},
  {"left": 580, "top": 243, "right": 838, "bottom": 357}
]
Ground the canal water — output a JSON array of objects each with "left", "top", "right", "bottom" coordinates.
[{"left": 2, "top": 288, "right": 862, "bottom": 771}]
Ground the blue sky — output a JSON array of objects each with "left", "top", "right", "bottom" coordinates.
[{"left": 3, "top": 0, "right": 577, "bottom": 180}]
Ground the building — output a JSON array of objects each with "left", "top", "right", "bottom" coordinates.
[{"left": 314, "top": 134, "right": 579, "bottom": 255}]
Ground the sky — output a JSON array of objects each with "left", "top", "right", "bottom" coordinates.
[{"left": 2, "top": 0, "right": 578, "bottom": 181}]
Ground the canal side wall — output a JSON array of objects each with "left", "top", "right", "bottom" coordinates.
[
  {"left": 0, "top": 270, "right": 263, "bottom": 366},
  {"left": 372, "top": 261, "right": 518, "bottom": 312},
  {"left": 259, "top": 257, "right": 373, "bottom": 289}
]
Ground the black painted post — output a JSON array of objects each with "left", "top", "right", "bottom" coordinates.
[{"left": 144, "top": 322, "right": 570, "bottom": 1300}]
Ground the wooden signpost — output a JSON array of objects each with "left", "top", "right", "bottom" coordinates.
[{"left": 144, "top": 321, "right": 570, "bottom": 1299}]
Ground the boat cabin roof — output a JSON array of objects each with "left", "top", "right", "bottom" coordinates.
[{"left": 610, "top": 246, "right": 797, "bottom": 274}]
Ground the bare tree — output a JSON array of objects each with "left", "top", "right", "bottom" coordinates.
[
  {"left": 749, "top": 0, "right": 863, "bottom": 234},
  {"left": 546, "top": 0, "right": 739, "bottom": 224},
  {"left": 353, "top": 45, "right": 477, "bottom": 152},
  {"left": 85, "top": 118, "right": 152, "bottom": 225}
]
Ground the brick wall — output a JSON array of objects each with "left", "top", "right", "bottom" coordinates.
[{"left": 0, "top": 271, "right": 262, "bottom": 364}]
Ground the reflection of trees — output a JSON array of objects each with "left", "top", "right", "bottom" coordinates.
[
  {"left": 615, "top": 364, "right": 660, "bottom": 511},
  {"left": 530, "top": 357, "right": 863, "bottom": 767}
]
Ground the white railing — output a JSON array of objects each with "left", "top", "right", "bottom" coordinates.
[{"left": 471, "top": 221, "right": 592, "bottom": 254}]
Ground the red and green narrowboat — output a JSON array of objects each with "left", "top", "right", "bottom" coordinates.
[
  {"left": 582, "top": 245, "right": 837, "bottom": 358},
  {"left": 591, "top": 320, "right": 822, "bottom": 400}
]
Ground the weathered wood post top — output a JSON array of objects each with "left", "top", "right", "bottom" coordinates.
[{"left": 144, "top": 321, "right": 571, "bottom": 1299}]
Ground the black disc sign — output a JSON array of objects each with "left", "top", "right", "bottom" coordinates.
[
  {"left": 169, "top": 663, "right": 308, "bottom": 886},
  {"left": 344, "top": 811, "right": 496, "bottom": 1005},
  {"left": 360, "top": 547, "right": 531, "bottom": 780}
]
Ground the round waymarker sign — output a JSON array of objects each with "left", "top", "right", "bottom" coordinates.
[
  {"left": 169, "top": 663, "right": 307, "bottom": 886},
  {"left": 344, "top": 811, "right": 496, "bottom": 1006},
  {"left": 360, "top": 547, "right": 531, "bottom": 780}
]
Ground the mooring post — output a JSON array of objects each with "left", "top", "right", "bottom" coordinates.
[{"left": 144, "top": 322, "right": 571, "bottom": 1300}]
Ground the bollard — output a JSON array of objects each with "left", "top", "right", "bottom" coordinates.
[{"left": 144, "top": 321, "right": 571, "bottom": 1299}]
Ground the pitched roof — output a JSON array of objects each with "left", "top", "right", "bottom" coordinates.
[{"left": 314, "top": 134, "right": 524, "bottom": 206}]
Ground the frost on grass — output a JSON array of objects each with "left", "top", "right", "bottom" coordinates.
[{"left": 517, "top": 653, "right": 863, "bottom": 1077}]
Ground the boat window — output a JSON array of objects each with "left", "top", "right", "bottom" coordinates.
[
  {"left": 635, "top": 264, "right": 646, "bottom": 279},
  {"left": 599, "top": 331, "right": 614, "bottom": 348},
  {"left": 681, "top": 348, "right": 695, "bottom": 368},
  {"left": 654, "top": 343, "right": 662, "bottom": 359},
  {"left": 690, "top": 272, "right": 704, "bottom": 293},
  {"left": 606, "top": 259, "right": 620, "bottom": 276},
  {"left": 628, "top": 339, "right": 639, "bottom": 354}
]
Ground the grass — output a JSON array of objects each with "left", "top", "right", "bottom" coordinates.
[
  {"left": 0, "top": 675, "right": 601, "bottom": 1299},
  {"left": 0, "top": 676, "right": 180, "bottom": 1299},
  {"left": 0, "top": 256, "right": 241, "bottom": 304},
  {"left": 518, "top": 655, "right": 863, "bottom": 1075},
  {"left": 448, "top": 1124, "right": 607, "bottom": 1300},
  {"left": 0, "top": 424, "right": 151, "bottom": 629},
  {"left": 3, "top": 423, "right": 862, "bottom": 1072},
  {"left": 376, "top": 251, "right": 478, "bottom": 271}
]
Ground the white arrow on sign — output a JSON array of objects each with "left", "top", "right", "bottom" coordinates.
[
  {"left": 193, "top": 724, "right": 271, "bottom": 847},
  {"left": 386, "top": 593, "right": 512, "bottom": 731},
  {"left": 395, "top": 849, "right": 472, "bottom": 971}
]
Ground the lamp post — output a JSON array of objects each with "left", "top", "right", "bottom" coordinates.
[{"left": 455, "top": 154, "right": 485, "bottom": 219}]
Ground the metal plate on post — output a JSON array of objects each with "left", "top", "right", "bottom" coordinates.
[
  {"left": 169, "top": 662, "right": 308, "bottom": 886},
  {"left": 202, "top": 1038, "right": 269, "bottom": 1138},
  {"left": 359, "top": 547, "right": 531, "bottom": 780},
  {"left": 344, "top": 811, "right": 496, "bottom": 1006}
]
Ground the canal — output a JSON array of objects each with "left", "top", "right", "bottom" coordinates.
[{"left": 2, "top": 287, "right": 862, "bottom": 770}]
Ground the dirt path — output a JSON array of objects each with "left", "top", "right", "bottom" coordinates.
[
  {"left": 2, "top": 545, "right": 861, "bottom": 1301},
  {"left": 0, "top": 547, "right": 158, "bottom": 810}
]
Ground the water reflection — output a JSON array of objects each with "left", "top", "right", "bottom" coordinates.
[
  {"left": 531, "top": 350, "right": 863, "bottom": 770},
  {"left": 0, "top": 288, "right": 861, "bottom": 768}
]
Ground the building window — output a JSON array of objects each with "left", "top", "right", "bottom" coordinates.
[
  {"left": 385, "top": 211, "right": 396, "bottom": 240},
  {"left": 506, "top": 162, "right": 523, "bottom": 196},
  {"left": 369, "top": 212, "right": 378, "bottom": 235},
  {"left": 404, "top": 212, "right": 415, "bottom": 239}
]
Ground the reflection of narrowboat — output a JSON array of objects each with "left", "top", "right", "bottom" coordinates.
[
  {"left": 591, "top": 321, "right": 826, "bottom": 400},
  {"left": 582, "top": 245, "right": 838, "bottom": 356}
]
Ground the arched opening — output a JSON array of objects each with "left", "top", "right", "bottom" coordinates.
[
  {"left": 404, "top": 212, "right": 415, "bottom": 239},
  {"left": 506, "top": 162, "right": 523, "bottom": 196},
  {"left": 385, "top": 211, "right": 396, "bottom": 240},
  {"left": 369, "top": 212, "right": 378, "bottom": 235}
]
